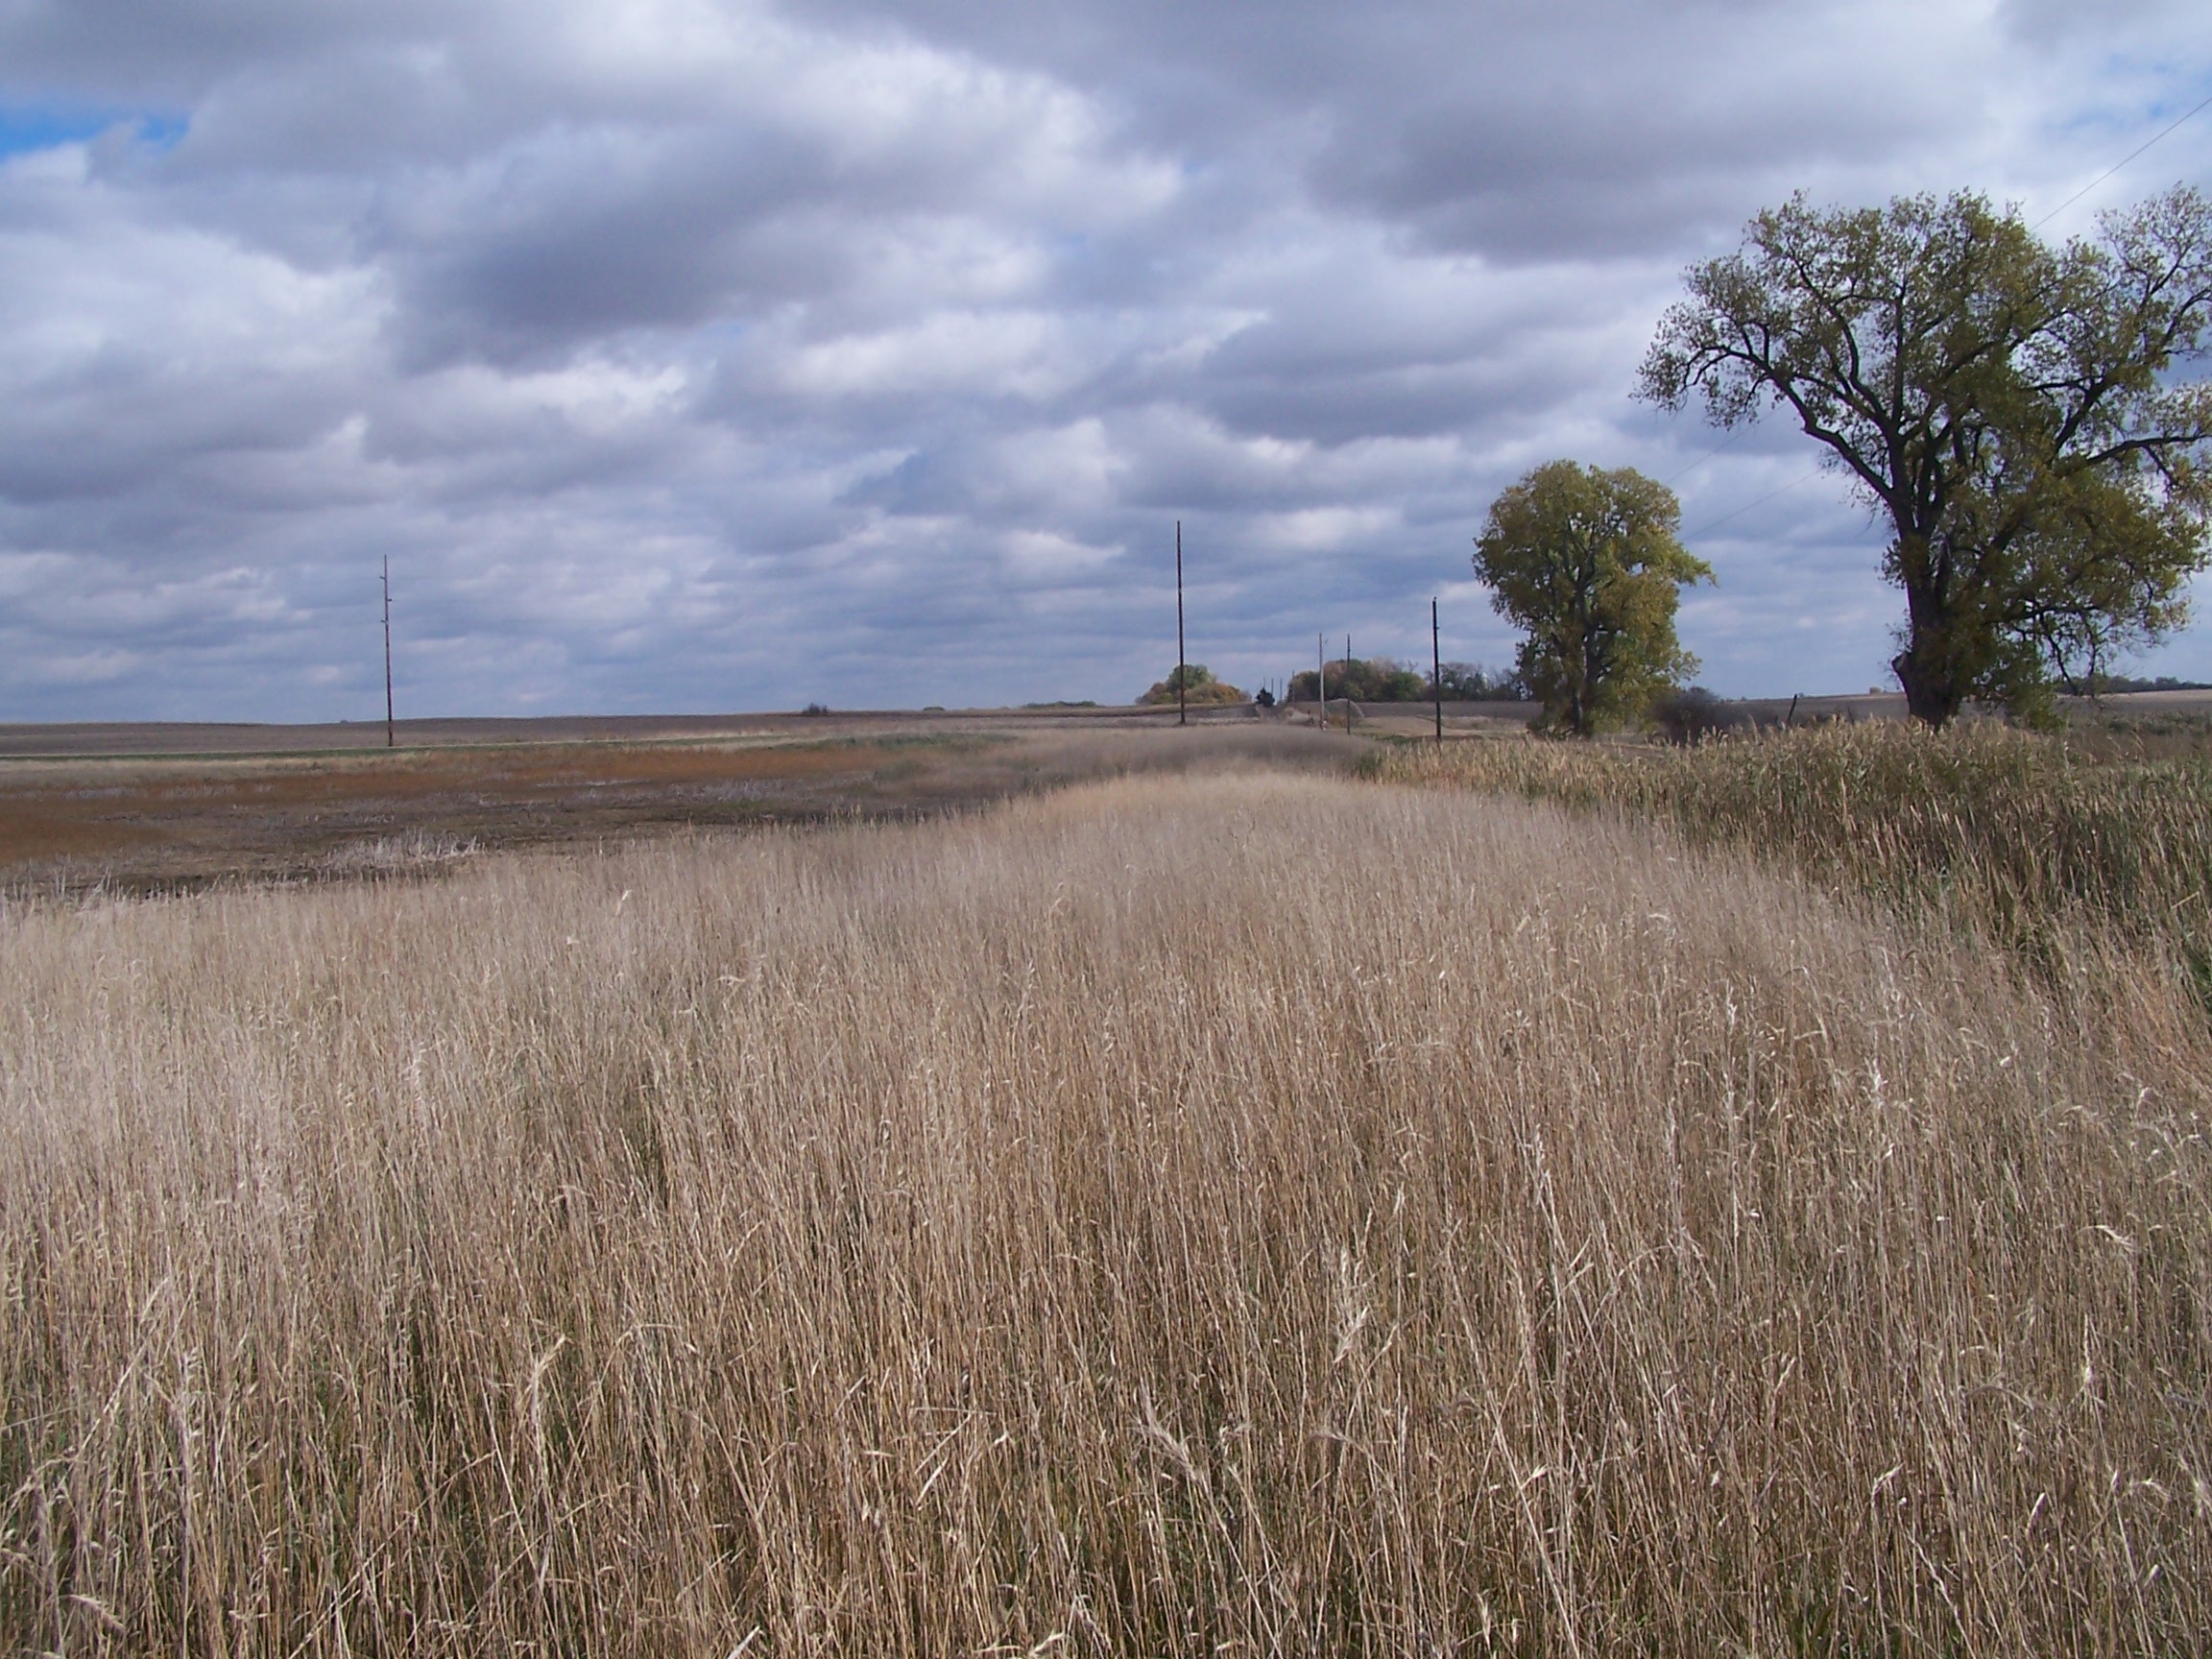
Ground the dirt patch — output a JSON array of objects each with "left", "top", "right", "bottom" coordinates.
[
  {"left": 0, "top": 717, "right": 1361, "bottom": 892},
  {"left": 1, "top": 737, "right": 958, "bottom": 889}
]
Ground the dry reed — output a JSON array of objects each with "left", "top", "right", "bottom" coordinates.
[
  {"left": 2, "top": 771, "right": 2208, "bottom": 1654},
  {"left": 1372, "top": 722, "right": 2212, "bottom": 970}
]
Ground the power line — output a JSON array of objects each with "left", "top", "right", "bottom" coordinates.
[
  {"left": 2031, "top": 86, "right": 2212, "bottom": 231},
  {"left": 1659, "top": 424, "right": 1747, "bottom": 490},
  {"left": 1682, "top": 464, "right": 1825, "bottom": 541}
]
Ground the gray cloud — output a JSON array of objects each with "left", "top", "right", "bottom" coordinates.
[{"left": 2, "top": 0, "right": 2210, "bottom": 721}]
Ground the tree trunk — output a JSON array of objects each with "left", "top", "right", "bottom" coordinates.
[
  {"left": 1891, "top": 642, "right": 1963, "bottom": 729},
  {"left": 1892, "top": 604, "right": 1973, "bottom": 729},
  {"left": 1889, "top": 536, "right": 1965, "bottom": 729}
]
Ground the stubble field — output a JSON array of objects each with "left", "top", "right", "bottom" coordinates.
[
  {"left": 0, "top": 715, "right": 1360, "bottom": 893},
  {"left": 4, "top": 727, "right": 2208, "bottom": 1654}
]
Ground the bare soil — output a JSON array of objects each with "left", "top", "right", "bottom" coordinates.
[{"left": 0, "top": 708, "right": 1362, "bottom": 892}]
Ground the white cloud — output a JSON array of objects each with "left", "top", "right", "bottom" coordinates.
[{"left": 0, "top": 0, "right": 2209, "bottom": 719}]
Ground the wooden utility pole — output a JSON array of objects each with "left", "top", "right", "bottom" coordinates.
[
  {"left": 1431, "top": 596, "right": 1443, "bottom": 743},
  {"left": 382, "top": 555, "right": 395, "bottom": 749},
  {"left": 1344, "top": 633, "right": 1353, "bottom": 731},
  {"left": 1317, "top": 633, "right": 1325, "bottom": 730},
  {"left": 1175, "top": 520, "right": 1187, "bottom": 728}
]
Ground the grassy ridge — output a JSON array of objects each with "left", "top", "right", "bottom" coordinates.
[
  {"left": 1371, "top": 721, "right": 2212, "bottom": 962},
  {"left": 5, "top": 772, "right": 2208, "bottom": 1653}
]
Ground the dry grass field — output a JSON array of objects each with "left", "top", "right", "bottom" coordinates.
[
  {"left": 1372, "top": 720, "right": 2212, "bottom": 973},
  {"left": 0, "top": 720, "right": 1355, "bottom": 893},
  {"left": 4, "top": 749, "right": 2208, "bottom": 1653}
]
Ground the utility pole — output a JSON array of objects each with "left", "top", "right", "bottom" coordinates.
[
  {"left": 1432, "top": 596, "right": 1443, "bottom": 744},
  {"left": 1344, "top": 633, "right": 1353, "bottom": 732},
  {"left": 382, "top": 556, "right": 395, "bottom": 749},
  {"left": 1175, "top": 520, "right": 1187, "bottom": 728},
  {"left": 1317, "top": 633, "right": 1325, "bottom": 731}
]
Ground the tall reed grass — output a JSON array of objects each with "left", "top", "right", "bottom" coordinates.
[
  {"left": 1372, "top": 721, "right": 2212, "bottom": 967},
  {"left": 3, "top": 772, "right": 2208, "bottom": 1653}
]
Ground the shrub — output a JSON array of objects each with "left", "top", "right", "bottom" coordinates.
[{"left": 1651, "top": 685, "right": 1747, "bottom": 744}]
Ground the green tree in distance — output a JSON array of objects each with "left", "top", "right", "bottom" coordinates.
[
  {"left": 1641, "top": 185, "right": 2212, "bottom": 728},
  {"left": 1139, "top": 664, "right": 1245, "bottom": 706},
  {"left": 1286, "top": 657, "right": 1428, "bottom": 702},
  {"left": 1473, "top": 461, "right": 1712, "bottom": 736}
]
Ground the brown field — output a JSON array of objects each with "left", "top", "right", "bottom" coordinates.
[
  {"left": 2056, "top": 694, "right": 2212, "bottom": 762},
  {"left": 4, "top": 744, "right": 2209, "bottom": 1653},
  {"left": 0, "top": 711, "right": 1362, "bottom": 891}
]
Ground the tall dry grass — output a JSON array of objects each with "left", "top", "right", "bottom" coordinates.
[
  {"left": 3, "top": 770, "right": 2209, "bottom": 1653},
  {"left": 1372, "top": 722, "right": 2212, "bottom": 969}
]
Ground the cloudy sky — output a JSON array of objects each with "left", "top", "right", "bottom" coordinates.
[{"left": 2, "top": 0, "right": 2210, "bottom": 720}]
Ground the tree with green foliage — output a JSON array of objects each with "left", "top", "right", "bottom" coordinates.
[
  {"left": 1432, "top": 661, "right": 1529, "bottom": 701},
  {"left": 1286, "top": 657, "right": 1428, "bottom": 703},
  {"left": 1139, "top": 664, "right": 1245, "bottom": 706},
  {"left": 1641, "top": 185, "right": 2212, "bottom": 728},
  {"left": 1473, "top": 461, "right": 1712, "bottom": 736}
]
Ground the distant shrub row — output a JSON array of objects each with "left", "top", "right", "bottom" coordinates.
[
  {"left": 1285, "top": 659, "right": 1529, "bottom": 703},
  {"left": 2077, "top": 673, "right": 2212, "bottom": 695}
]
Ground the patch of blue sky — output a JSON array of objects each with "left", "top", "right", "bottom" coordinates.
[
  {"left": 2042, "top": 60, "right": 2207, "bottom": 146},
  {"left": 0, "top": 106, "right": 187, "bottom": 159},
  {"left": 2115, "top": 70, "right": 2212, "bottom": 161}
]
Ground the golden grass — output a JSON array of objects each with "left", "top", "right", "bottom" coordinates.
[
  {"left": 4, "top": 770, "right": 2209, "bottom": 1653},
  {"left": 1372, "top": 721, "right": 2212, "bottom": 969}
]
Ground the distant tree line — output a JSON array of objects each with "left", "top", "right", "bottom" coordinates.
[
  {"left": 1285, "top": 658, "right": 1529, "bottom": 703},
  {"left": 2075, "top": 673, "right": 2212, "bottom": 695}
]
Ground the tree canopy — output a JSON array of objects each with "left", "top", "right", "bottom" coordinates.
[
  {"left": 1286, "top": 657, "right": 1428, "bottom": 702},
  {"left": 1473, "top": 461, "right": 1712, "bottom": 735},
  {"left": 1138, "top": 664, "right": 1245, "bottom": 706},
  {"left": 1641, "top": 185, "right": 2212, "bottom": 727},
  {"left": 1432, "top": 661, "right": 1529, "bottom": 701}
]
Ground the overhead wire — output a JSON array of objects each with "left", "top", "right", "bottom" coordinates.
[
  {"left": 1683, "top": 463, "right": 1826, "bottom": 540},
  {"left": 2030, "top": 85, "right": 2212, "bottom": 232},
  {"left": 1657, "top": 424, "right": 1746, "bottom": 490}
]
